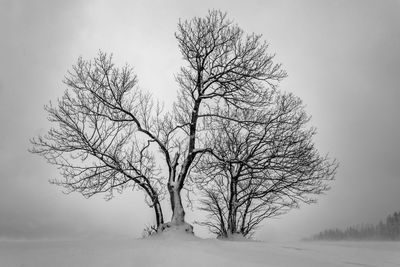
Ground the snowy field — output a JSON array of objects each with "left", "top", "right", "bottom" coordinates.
[{"left": 0, "top": 236, "right": 399, "bottom": 267}]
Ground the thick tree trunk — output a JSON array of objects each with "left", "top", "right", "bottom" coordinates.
[
  {"left": 159, "top": 78, "right": 202, "bottom": 232},
  {"left": 168, "top": 184, "right": 185, "bottom": 225},
  {"left": 156, "top": 182, "right": 193, "bottom": 234}
]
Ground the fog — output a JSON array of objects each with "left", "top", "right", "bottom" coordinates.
[{"left": 0, "top": 0, "right": 399, "bottom": 241}]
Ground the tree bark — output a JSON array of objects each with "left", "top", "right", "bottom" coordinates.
[
  {"left": 240, "top": 198, "right": 252, "bottom": 235},
  {"left": 168, "top": 184, "right": 185, "bottom": 225},
  {"left": 165, "top": 97, "right": 201, "bottom": 226},
  {"left": 153, "top": 199, "right": 164, "bottom": 228},
  {"left": 227, "top": 177, "right": 238, "bottom": 234}
]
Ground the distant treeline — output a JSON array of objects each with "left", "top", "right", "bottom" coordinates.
[{"left": 310, "top": 211, "right": 400, "bottom": 241}]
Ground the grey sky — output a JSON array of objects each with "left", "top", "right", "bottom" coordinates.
[{"left": 0, "top": 0, "right": 399, "bottom": 241}]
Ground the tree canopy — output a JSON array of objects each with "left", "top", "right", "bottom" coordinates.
[{"left": 31, "top": 10, "right": 337, "bottom": 237}]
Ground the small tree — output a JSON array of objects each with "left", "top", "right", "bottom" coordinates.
[
  {"left": 31, "top": 10, "right": 287, "bottom": 232},
  {"left": 195, "top": 92, "right": 338, "bottom": 238}
]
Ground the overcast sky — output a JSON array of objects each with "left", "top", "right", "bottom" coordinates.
[{"left": 0, "top": 0, "right": 399, "bottom": 241}]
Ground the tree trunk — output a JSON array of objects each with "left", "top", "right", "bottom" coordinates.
[
  {"left": 240, "top": 198, "right": 252, "bottom": 235},
  {"left": 153, "top": 199, "right": 164, "bottom": 228},
  {"left": 227, "top": 177, "right": 238, "bottom": 234},
  {"left": 168, "top": 184, "right": 185, "bottom": 225}
]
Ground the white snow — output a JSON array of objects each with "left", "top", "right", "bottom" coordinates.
[{"left": 0, "top": 236, "right": 399, "bottom": 267}]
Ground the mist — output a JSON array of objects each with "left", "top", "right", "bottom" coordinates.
[{"left": 1, "top": 0, "right": 399, "bottom": 242}]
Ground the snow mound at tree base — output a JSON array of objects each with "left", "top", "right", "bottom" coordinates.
[{"left": 158, "top": 222, "right": 193, "bottom": 234}]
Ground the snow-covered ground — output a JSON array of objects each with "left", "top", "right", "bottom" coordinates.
[{"left": 0, "top": 236, "right": 399, "bottom": 267}]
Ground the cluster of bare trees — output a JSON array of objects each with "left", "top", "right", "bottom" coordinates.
[
  {"left": 311, "top": 211, "right": 400, "bottom": 241},
  {"left": 31, "top": 10, "right": 337, "bottom": 237}
]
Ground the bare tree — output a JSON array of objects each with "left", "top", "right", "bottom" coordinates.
[
  {"left": 31, "top": 10, "right": 286, "bottom": 232},
  {"left": 170, "top": 10, "right": 286, "bottom": 227},
  {"left": 30, "top": 53, "right": 167, "bottom": 228},
  {"left": 195, "top": 92, "right": 338, "bottom": 238}
]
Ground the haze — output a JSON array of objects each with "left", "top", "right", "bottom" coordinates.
[{"left": 0, "top": 0, "right": 399, "bottom": 241}]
